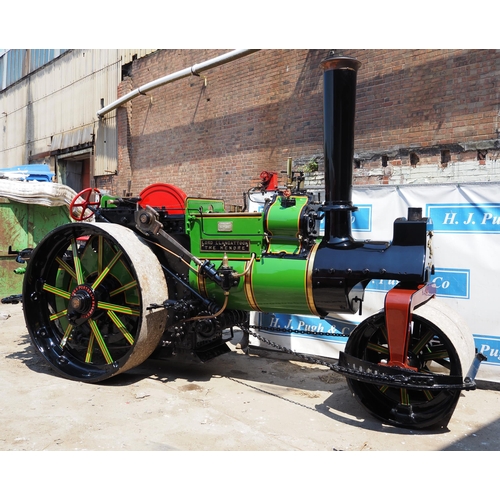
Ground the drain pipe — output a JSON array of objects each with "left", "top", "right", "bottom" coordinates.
[{"left": 97, "top": 49, "right": 260, "bottom": 119}]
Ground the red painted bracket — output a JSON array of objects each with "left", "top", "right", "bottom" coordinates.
[
  {"left": 260, "top": 171, "right": 279, "bottom": 191},
  {"left": 384, "top": 282, "right": 437, "bottom": 370}
]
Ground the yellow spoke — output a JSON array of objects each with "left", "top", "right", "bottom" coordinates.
[
  {"left": 92, "top": 249, "right": 123, "bottom": 289},
  {"left": 109, "top": 280, "right": 138, "bottom": 297},
  {"left": 422, "top": 349, "right": 449, "bottom": 362},
  {"left": 88, "top": 319, "right": 113, "bottom": 364},
  {"left": 60, "top": 323, "right": 73, "bottom": 348},
  {"left": 71, "top": 239, "right": 84, "bottom": 285},
  {"left": 43, "top": 283, "right": 71, "bottom": 300},
  {"left": 412, "top": 331, "right": 435, "bottom": 354},
  {"left": 423, "top": 390, "right": 434, "bottom": 401},
  {"left": 367, "top": 342, "right": 389, "bottom": 355},
  {"left": 55, "top": 256, "right": 77, "bottom": 281},
  {"left": 107, "top": 310, "right": 135, "bottom": 345},
  {"left": 85, "top": 333, "right": 95, "bottom": 363},
  {"left": 97, "top": 301, "right": 140, "bottom": 316},
  {"left": 400, "top": 388, "right": 409, "bottom": 405},
  {"left": 49, "top": 309, "right": 68, "bottom": 321}
]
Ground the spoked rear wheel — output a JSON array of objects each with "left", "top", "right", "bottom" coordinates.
[
  {"left": 345, "top": 300, "right": 475, "bottom": 429},
  {"left": 23, "top": 222, "right": 169, "bottom": 382}
]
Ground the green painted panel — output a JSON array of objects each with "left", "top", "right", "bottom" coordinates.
[
  {"left": 0, "top": 199, "right": 70, "bottom": 297},
  {"left": 266, "top": 196, "right": 308, "bottom": 237},
  {"left": 189, "top": 255, "right": 312, "bottom": 316},
  {"left": 185, "top": 198, "right": 226, "bottom": 216},
  {"left": 0, "top": 200, "right": 29, "bottom": 297},
  {"left": 186, "top": 207, "right": 265, "bottom": 259},
  {"left": 184, "top": 195, "right": 313, "bottom": 315},
  {"left": 29, "top": 204, "right": 72, "bottom": 243},
  {"left": 251, "top": 256, "right": 310, "bottom": 314},
  {"left": 265, "top": 196, "right": 309, "bottom": 255}
]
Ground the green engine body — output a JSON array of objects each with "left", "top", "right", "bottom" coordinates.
[{"left": 185, "top": 195, "right": 318, "bottom": 316}]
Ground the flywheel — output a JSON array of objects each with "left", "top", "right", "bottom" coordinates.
[{"left": 23, "top": 222, "right": 169, "bottom": 382}]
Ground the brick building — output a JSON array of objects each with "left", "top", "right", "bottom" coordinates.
[
  {"left": 351, "top": 49, "right": 500, "bottom": 186},
  {"left": 92, "top": 49, "right": 500, "bottom": 206}
]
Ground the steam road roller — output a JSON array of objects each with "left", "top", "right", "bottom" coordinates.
[{"left": 22, "top": 54, "right": 484, "bottom": 430}]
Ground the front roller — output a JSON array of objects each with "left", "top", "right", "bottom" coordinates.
[
  {"left": 23, "top": 222, "right": 169, "bottom": 382},
  {"left": 342, "top": 299, "right": 476, "bottom": 429}
]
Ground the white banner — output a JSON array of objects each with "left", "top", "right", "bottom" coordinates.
[{"left": 251, "top": 183, "right": 500, "bottom": 382}]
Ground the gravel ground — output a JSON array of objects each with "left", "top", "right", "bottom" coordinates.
[{"left": 1, "top": 301, "right": 500, "bottom": 454}]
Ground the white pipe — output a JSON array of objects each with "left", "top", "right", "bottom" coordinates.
[{"left": 97, "top": 49, "right": 259, "bottom": 119}]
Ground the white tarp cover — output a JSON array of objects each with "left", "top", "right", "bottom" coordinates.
[
  {"left": 251, "top": 182, "right": 500, "bottom": 383},
  {"left": 0, "top": 179, "right": 78, "bottom": 207}
]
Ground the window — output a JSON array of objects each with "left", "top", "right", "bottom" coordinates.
[
  {"left": 441, "top": 149, "right": 451, "bottom": 168},
  {"left": 0, "top": 49, "right": 67, "bottom": 91},
  {"left": 410, "top": 152, "right": 419, "bottom": 167}
]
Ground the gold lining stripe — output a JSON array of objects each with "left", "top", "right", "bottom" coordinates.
[
  {"left": 244, "top": 259, "right": 261, "bottom": 312},
  {"left": 197, "top": 267, "right": 208, "bottom": 297},
  {"left": 190, "top": 212, "right": 263, "bottom": 219},
  {"left": 294, "top": 196, "right": 308, "bottom": 239},
  {"left": 305, "top": 241, "right": 321, "bottom": 316},
  {"left": 264, "top": 197, "right": 277, "bottom": 236}
]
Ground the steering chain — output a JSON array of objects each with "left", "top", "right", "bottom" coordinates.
[{"left": 238, "top": 323, "right": 345, "bottom": 370}]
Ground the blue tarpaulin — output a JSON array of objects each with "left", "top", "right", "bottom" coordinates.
[{"left": 0, "top": 164, "right": 54, "bottom": 182}]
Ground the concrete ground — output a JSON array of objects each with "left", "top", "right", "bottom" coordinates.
[{"left": 1, "top": 301, "right": 500, "bottom": 453}]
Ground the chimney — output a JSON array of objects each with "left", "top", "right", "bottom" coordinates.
[{"left": 320, "top": 54, "right": 361, "bottom": 247}]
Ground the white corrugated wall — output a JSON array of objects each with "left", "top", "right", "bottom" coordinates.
[{"left": 0, "top": 49, "right": 156, "bottom": 175}]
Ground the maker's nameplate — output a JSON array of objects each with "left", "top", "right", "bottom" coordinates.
[
  {"left": 201, "top": 240, "right": 250, "bottom": 252},
  {"left": 218, "top": 221, "right": 233, "bottom": 232}
]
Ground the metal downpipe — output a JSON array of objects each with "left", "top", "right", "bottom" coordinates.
[{"left": 97, "top": 49, "right": 260, "bottom": 118}]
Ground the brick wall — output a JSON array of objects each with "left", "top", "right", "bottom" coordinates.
[
  {"left": 95, "top": 49, "right": 500, "bottom": 204},
  {"left": 97, "top": 49, "right": 327, "bottom": 206},
  {"left": 349, "top": 49, "right": 500, "bottom": 185}
]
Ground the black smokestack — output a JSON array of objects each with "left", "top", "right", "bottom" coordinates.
[{"left": 320, "top": 54, "right": 361, "bottom": 246}]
